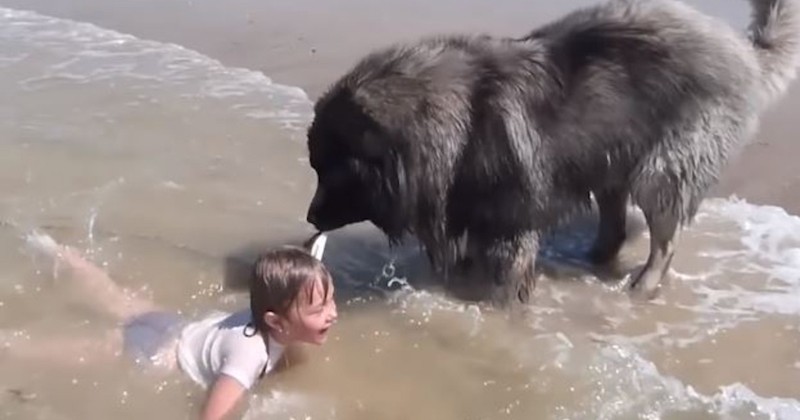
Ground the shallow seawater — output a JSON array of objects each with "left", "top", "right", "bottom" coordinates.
[{"left": 1, "top": 6, "right": 799, "bottom": 420}]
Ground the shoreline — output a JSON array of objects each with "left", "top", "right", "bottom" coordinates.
[{"left": 2, "top": 0, "right": 797, "bottom": 214}]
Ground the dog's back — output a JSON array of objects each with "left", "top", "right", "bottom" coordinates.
[
  {"left": 513, "top": 1, "right": 763, "bottom": 218},
  {"left": 450, "top": 0, "right": 800, "bottom": 228}
]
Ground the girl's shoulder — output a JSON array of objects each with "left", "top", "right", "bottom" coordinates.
[{"left": 216, "top": 309, "right": 252, "bottom": 329}]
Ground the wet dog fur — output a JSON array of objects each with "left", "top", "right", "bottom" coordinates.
[{"left": 305, "top": 0, "right": 800, "bottom": 306}]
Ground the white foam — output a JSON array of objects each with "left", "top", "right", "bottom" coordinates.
[
  {"left": 0, "top": 6, "right": 313, "bottom": 129},
  {"left": 710, "top": 198, "right": 800, "bottom": 281},
  {"left": 693, "top": 197, "right": 800, "bottom": 316},
  {"left": 557, "top": 343, "right": 800, "bottom": 420},
  {"left": 711, "top": 384, "right": 800, "bottom": 420},
  {"left": 384, "top": 282, "right": 485, "bottom": 337},
  {"left": 243, "top": 390, "right": 335, "bottom": 420},
  {"left": 582, "top": 197, "right": 800, "bottom": 348}
]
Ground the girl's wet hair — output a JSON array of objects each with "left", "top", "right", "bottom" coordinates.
[{"left": 248, "top": 247, "right": 333, "bottom": 334}]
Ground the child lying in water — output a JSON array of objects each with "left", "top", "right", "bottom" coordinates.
[{"left": 10, "top": 232, "right": 336, "bottom": 420}]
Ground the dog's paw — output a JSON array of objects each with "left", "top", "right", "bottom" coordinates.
[{"left": 627, "top": 272, "right": 663, "bottom": 301}]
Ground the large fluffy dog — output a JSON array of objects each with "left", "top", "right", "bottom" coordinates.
[{"left": 305, "top": 0, "right": 800, "bottom": 305}]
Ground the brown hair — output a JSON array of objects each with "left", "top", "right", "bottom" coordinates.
[{"left": 248, "top": 247, "right": 333, "bottom": 335}]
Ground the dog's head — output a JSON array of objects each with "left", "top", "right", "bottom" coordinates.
[{"left": 305, "top": 90, "right": 412, "bottom": 240}]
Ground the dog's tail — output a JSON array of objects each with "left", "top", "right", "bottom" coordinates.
[{"left": 747, "top": 0, "right": 800, "bottom": 100}]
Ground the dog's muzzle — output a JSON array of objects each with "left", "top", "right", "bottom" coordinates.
[{"left": 306, "top": 188, "right": 324, "bottom": 227}]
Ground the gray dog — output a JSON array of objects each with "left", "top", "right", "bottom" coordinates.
[{"left": 305, "top": 0, "right": 800, "bottom": 305}]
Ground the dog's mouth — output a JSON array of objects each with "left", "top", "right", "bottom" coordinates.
[
  {"left": 306, "top": 214, "right": 340, "bottom": 232},
  {"left": 306, "top": 201, "right": 369, "bottom": 232},
  {"left": 309, "top": 219, "right": 353, "bottom": 233}
]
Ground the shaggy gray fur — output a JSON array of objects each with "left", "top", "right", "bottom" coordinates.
[{"left": 305, "top": 0, "right": 800, "bottom": 305}]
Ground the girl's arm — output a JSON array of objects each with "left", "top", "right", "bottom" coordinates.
[{"left": 201, "top": 374, "right": 248, "bottom": 420}]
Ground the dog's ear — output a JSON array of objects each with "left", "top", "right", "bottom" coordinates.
[
  {"left": 384, "top": 147, "right": 408, "bottom": 201},
  {"left": 373, "top": 141, "right": 415, "bottom": 240},
  {"left": 320, "top": 89, "right": 390, "bottom": 161},
  {"left": 358, "top": 127, "right": 407, "bottom": 200}
]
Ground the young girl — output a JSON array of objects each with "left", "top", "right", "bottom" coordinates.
[{"left": 8, "top": 232, "right": 337, "bottom": 420}]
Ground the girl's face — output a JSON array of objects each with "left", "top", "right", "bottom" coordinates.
[{"left": 270, "top": 277, "right": 337, "bottom": 345}]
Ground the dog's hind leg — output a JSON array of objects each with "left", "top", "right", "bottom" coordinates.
[
  {"left": 589, "top": 187, "right": 629, "bottom": 265},
  {"left": 629, "top": 206, "right": 679, "bottom": 299}
]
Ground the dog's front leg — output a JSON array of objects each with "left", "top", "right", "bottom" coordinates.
[
  {"left": 589, "top": 187, "right": 629, "bottom": 265},
  {"left": 484, "top": 232, "right": 539, "bottom": 307}
]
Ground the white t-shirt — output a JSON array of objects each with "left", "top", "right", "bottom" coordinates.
[{"left": 176, "top": 309, "right": 285, "bottom": 390}]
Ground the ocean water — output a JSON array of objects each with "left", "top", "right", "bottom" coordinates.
[{"left": 1, "top": 6, "right": 799, "bottom": 420}]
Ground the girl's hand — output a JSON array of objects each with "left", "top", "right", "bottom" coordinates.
[
  {"left": 55, "top": 245, "right": 94, "bottom": 271},
  {"left": 26, "top": 231, "right": 90, "bottom": 267},
  {"left": 201, "top": 374, "right": 247, "bottom": 420},
  {"left": 26, "top": 231, "right": 94, "bottom": 275}
]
